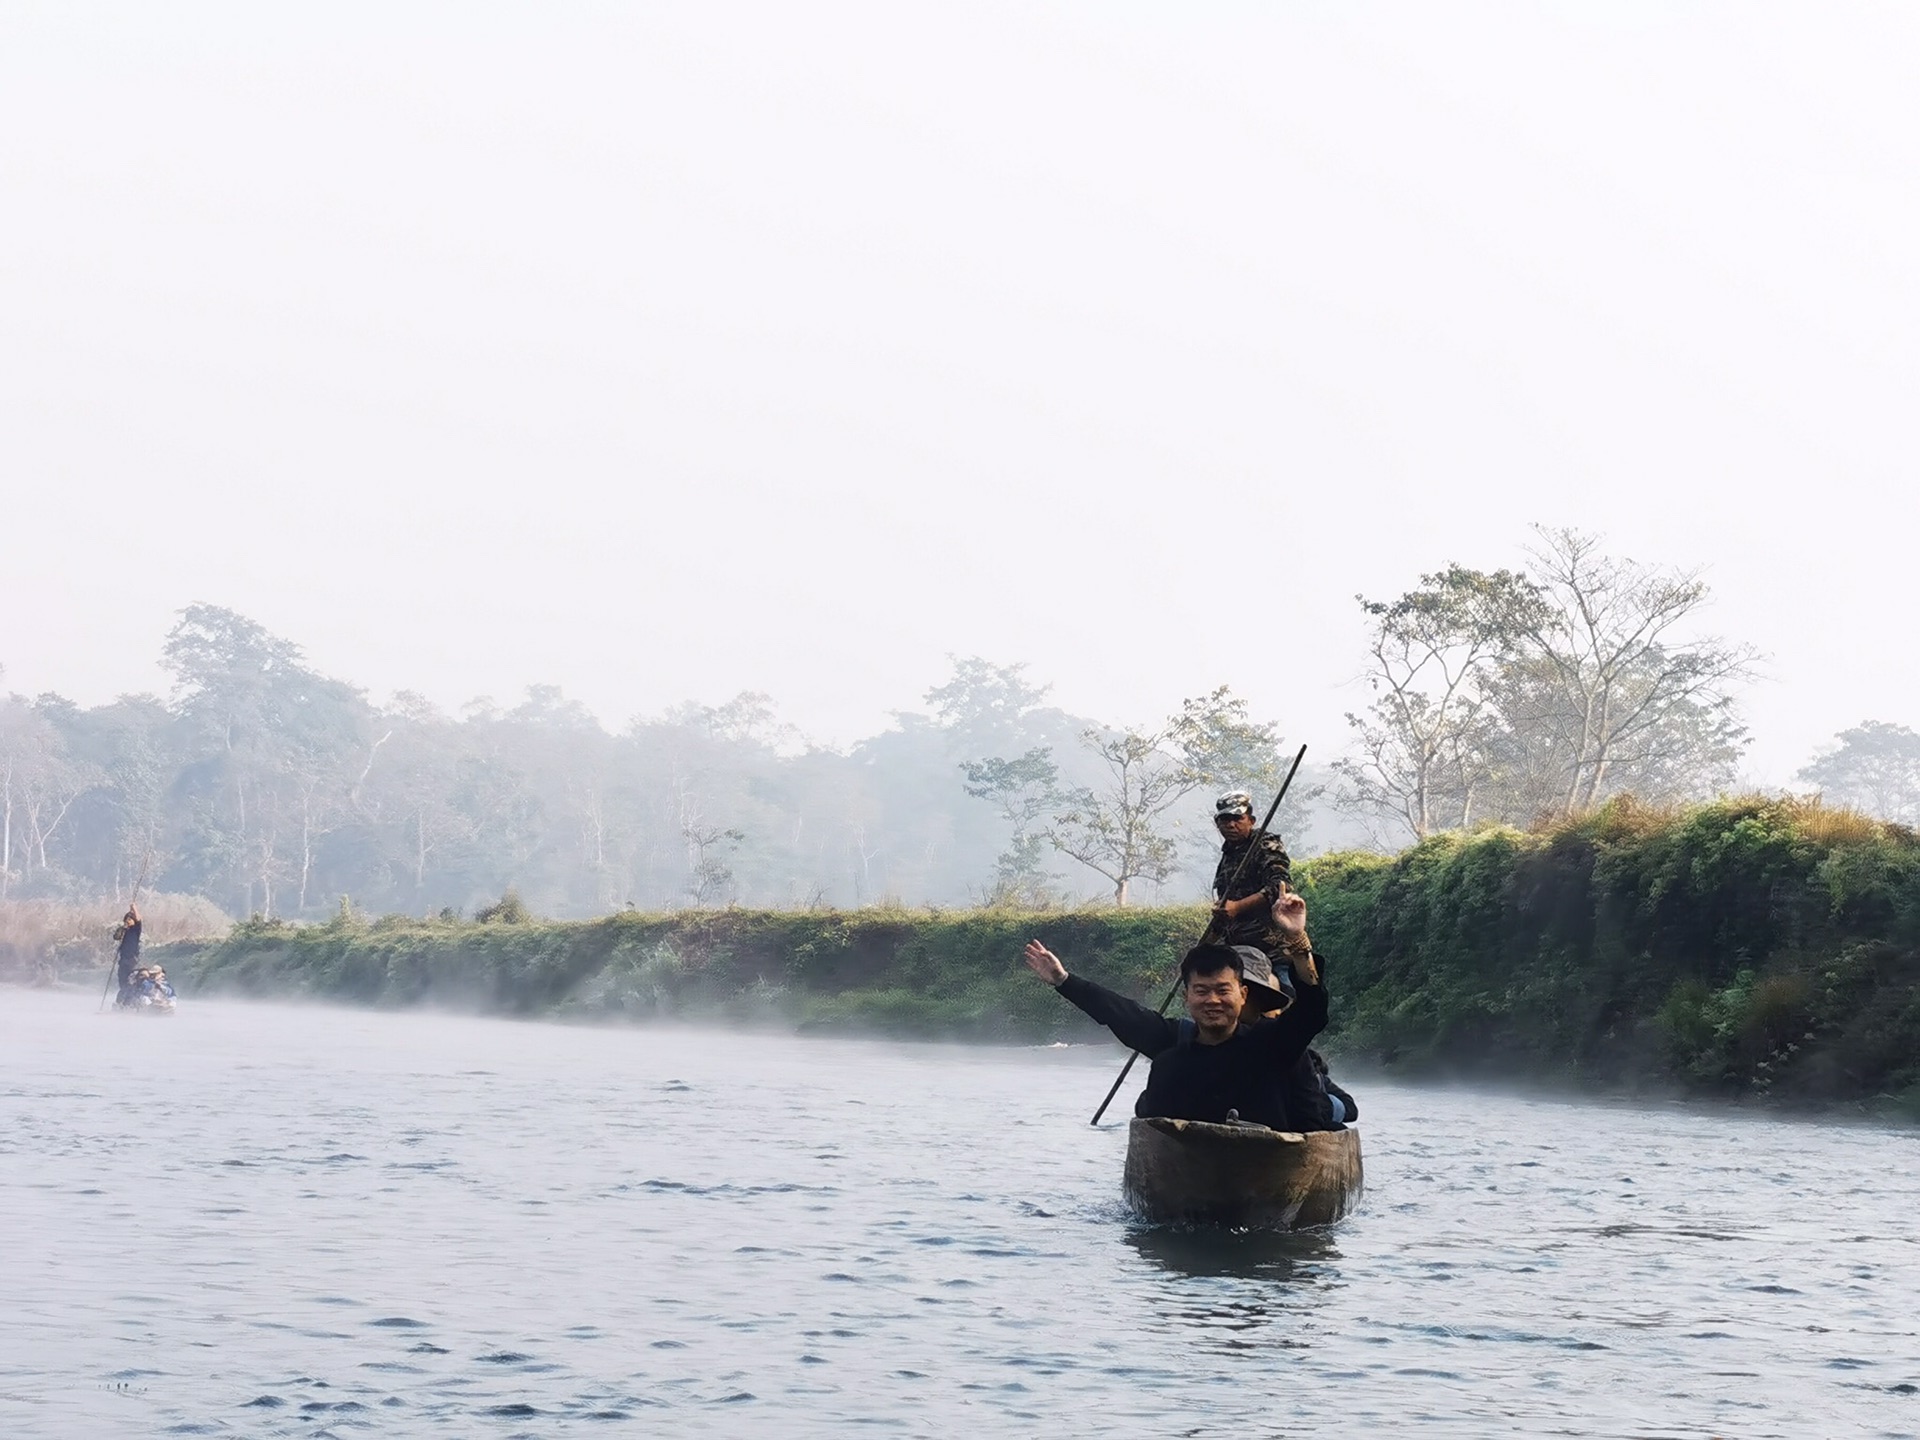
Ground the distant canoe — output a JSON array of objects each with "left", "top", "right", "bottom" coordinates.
[
  {"left": 1123, "top": 1117, "right": 1362, "bottom": 1228},
  {"left": 116, "top": 968, "right": 176, "bottom": 1016}
]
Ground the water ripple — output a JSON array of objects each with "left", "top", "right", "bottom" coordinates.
[{"left": 3, "top": 990, "right": 1916, "bottom": 1436}]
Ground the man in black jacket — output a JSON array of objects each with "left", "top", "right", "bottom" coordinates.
[
  {"left": 1249, "top": 963, "right": 1359, "bottom": 1130},
  {"left": 1022, "top": 890, "right": 1325, "bottom": 1130}
]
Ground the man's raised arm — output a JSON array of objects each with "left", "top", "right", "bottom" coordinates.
[
  {"left": 1246, "top": 890, "right": 1329, "bottom": 1064},
  {"left": 1022, "top": 941, "right": 1179, "bottom": 1057}
]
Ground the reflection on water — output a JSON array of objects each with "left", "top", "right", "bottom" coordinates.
[
  {"left": 1124, "top": 1225, "right": 1344, "bottom": 1365},
  {"left": 1124, "top": 1222, "right": 1339, "bottom": 1282},
  {"left": 2, "top": 990, "right": 1917, "bottom": 1437}
]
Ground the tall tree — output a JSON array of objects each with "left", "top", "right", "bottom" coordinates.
[
  {"left": 45, "top": 695, "right": 176, "bottom": 901},
  {"left": 925, "top": 657, "right": 1051, "bottom": 741},
  {"left": 924, "top": 657, "right": 1073, "bottom": 904},
  {"left": 1334, "top": 566, "right": 1540, "bottom": 840},
  {"left": 0, "top": 694, "right": 98, "bottom": 896},
  {"left": 356, "top": 693, "right": 464, "bottom": 904},
  {"left": 1335, "top": 533, "right": 1754, "bottom": 842},
  {"left": 162, "top": 605, "right": 373, "bottom": 916},
  {"left": 959, "top": 747, "right": 1062, "bottom": 905},
  {"left": 1515, "top": 527, "right": 1754, "bottom": 816},
  {"left": 976, "top": 686, "right": 1292, "bottom": 904},
  {"left": 1799, "top": 721, "right": 1920, "bottom": 823},
  {"left": 1046, "top": 726, "right": 1191, "bottom": 905},
  {"left": 678, "top": 798, "right": 744, "bottom": 905},
  {"left": 1170, "top": 686, "right": 1290, "bottom": 797}
]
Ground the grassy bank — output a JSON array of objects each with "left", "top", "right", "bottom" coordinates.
[
  {"left": 1, "top": 894, "right": 232, "bottom": 986},
  {"left": 169, "top": 905, "right": 1205, "bottom": 1041},
  {"left": 1300, "top": 796, "right": 1920, "bottom": 1113},
  {"left": 168, "top": 796, "right": 1920, "bottom": 1112}
]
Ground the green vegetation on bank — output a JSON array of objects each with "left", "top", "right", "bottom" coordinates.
[
  {"left": 170, "top": 797, "right": 1920, "bottom": 1113},
  {"left": 171, "top": 900, "right": 1206, "bottom": 1040},
  {"left": 1301, "top": 797, "right": 1920, "bottom": 1112}
]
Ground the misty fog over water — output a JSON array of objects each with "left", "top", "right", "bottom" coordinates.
[{"left": 4, "top": 991, "right": 1916, "bottom": 1437}]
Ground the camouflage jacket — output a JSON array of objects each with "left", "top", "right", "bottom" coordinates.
[{"left": 1212, "top": 832, "right": 1292, "bottom": 953}]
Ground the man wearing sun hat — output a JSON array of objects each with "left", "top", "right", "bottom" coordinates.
[{"left": 1239, "top": 924, "right": 1361, "bottom": 1130}]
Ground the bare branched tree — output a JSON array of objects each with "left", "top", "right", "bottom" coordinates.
[
  {"left": 1517, "top": 527, "right": 1756, "bottom": 817},
  {"left": 673, "top": 779, "right": 742, "bottom": 905},
  {"left": 0, "top": 697, "right": 101, "bottom": 897},
  {"left": 1334, "top": 566, "right": 1539, "bottom": 840},
  {"left": 1052, "top": 733, "right": 1182, "bottom": 902},
  {"left": 1047, "top": 726, "right": 1196, "bottom": 906},
  {"left": 1337, "top": 533, "right": 1756, "bottom": 842},
  {"left": 1008, "top": 687, "right": 1294, "bottom": 904}
]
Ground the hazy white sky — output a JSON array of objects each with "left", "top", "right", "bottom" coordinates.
[{"left": 4, "top": 2, "right": 1915, "bottom": 782}]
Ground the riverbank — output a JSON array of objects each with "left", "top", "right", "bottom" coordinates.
[
  {"left": 1303, "top": 795, "right": 1920, "bottom": 1117},
  {"left": 164, "top": 796, "right": 1920, "bottom": 1116},
  {"left": 166, "top": 905, "right": 1202, "bottom": 1038}
]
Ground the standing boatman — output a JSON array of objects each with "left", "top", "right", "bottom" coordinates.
[
  {"left": 1210, "top": 791, "right": 1292, "bottom": 956},
  {"left": 1212, "top": 789, "right": 1360, "bottom": 1128},
  {"left": 113, "top": 904, "right": 143, "bottom": 1006}
]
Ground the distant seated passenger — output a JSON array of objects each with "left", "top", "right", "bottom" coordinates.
[
  {"left": 125, "top": 965, "right": 174, "bottom": 1001},
  {"left": 1022, "top": 890, "right": 1327, "bottom": 1130}
]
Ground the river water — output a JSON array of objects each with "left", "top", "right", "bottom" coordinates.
[{"left": 2, "top": 990, "right": 1916, "bottom": 1438}]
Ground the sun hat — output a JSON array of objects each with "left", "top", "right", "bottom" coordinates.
[{"left": 1230, "top": 945, "right": 1295, "bottom": 1012}]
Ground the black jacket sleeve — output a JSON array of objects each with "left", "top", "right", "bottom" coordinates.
[
  {"left": 1055, "top": 974, "right": 1181, "bottom": 1057},
  {"left": 1242, "top": 962, "right": 1329, "bottom": 1070}
]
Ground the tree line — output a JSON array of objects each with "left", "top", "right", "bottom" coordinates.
[
  {"left": 2, "top": 526, "right": 1914, "bottom": 921},
  {"left": 0, "top": 611, "right": 1294, "bottom": 919}
]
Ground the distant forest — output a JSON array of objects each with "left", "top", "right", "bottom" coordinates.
[
  {"left": 0, "top": 608, "right": 1305, "bottom": 919},
  {"left": 3, "top": 528, "right": 1915, "bottom": 922}
]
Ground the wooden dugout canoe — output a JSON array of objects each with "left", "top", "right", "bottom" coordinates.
[{"left": 1123, "top": 1117, "right": 1363, "bottom": 1229}]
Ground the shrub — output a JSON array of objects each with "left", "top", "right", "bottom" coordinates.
[{"left": 475, "top": 888, "right": 531, "bottom": 925}]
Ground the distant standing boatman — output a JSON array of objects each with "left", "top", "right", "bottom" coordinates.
[
  {"left": 114, "top": 904, "right": 143, "bottom": 1006},
  {"left": 1211, "top": 791, "right": 1292, "bottom": 955}
]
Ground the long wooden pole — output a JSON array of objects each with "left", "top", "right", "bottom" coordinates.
[{"left": 1088, "top": 744, "right": 1306, "bottom": 1125}]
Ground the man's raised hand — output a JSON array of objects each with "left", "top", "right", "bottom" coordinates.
[
  {"left": 1270, "top": 888, "right": 1318, "bottom": 984},
  {"left": 1272, "top": 887, "right": 1307, "bottom": 939},
  {"left": 1022, "top": 940, "right": 1068, "bottom": 987}
]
